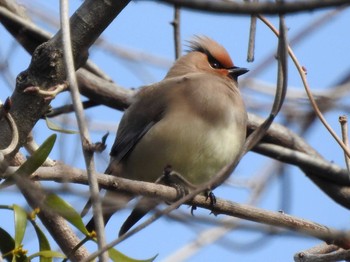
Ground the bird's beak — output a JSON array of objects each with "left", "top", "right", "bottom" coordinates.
[{"left": 228, "top": 66, "right": 249, "bottom": 80}]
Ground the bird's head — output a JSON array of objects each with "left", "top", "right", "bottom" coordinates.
[{"left": 166, "top": 36, "right": 248, "bottom": 81}]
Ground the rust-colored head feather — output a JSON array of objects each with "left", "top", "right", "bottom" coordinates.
[
  {"left": 188, "top": 36, "right": 234, "bottom": 68},
  {"left": 166, "top": 36, "right": 239, "bottom": 79}
]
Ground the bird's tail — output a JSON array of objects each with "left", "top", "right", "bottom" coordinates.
[
  {"left": 85, "top": 191, "right": 134, "bottom": 232},
  {"left": 119, "top": 196, "right": 160, "bottom": 236}
]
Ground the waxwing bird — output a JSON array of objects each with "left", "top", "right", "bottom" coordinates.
[{"left": 85, "top": 36, "right": 248, "bottom": 236}]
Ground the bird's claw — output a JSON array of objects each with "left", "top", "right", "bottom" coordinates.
[
  {"left": 158, "top": 165, "right": 195, "bottom": 201},
  {"left": 205, "top": 191, "right": 219, "bottom": 216},
  {"left": 190, "top": 205, "right": 197, "bottom": 216},
  {"left": 205, "top": 191, "right": 217, "bottom": 206}
]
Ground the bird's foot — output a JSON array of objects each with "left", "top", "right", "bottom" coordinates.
[
  {"left": 157, "top": 165, "right": 196, "bottom": 202},
  {"left": 157, "top": 165, "right": 218, "bottom": 216},
  {"left": 190, "top": 205, "right": 197, "bottom": 216},
  {"left": 205, "top": 190, "right": 217, "bottom": 206},
  {"left": 205, "top": 190, "right": 219, "bottom": 216},
  {"left": 191, "top": 190, "right": 217, "bottom": 216}
]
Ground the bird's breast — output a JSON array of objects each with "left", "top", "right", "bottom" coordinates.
[{"left": 123, "top": 106, "right": 246, "bottom": 187}]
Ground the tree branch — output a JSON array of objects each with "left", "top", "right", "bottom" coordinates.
[
  {"left": 295, "top": 243, "right": 350, "bottom": 262},
  {"left": 59, "top": 0, "right": 107, "bottom": 260},
  {"left": 16, "top": 162, "right": 350, "bottom": 249},
  {"left": 0, "top": 0, "right": 130, "bottom": 156},
  {"left": 0, "top": 0, "right": 131, "bottom": 259},
  {"left": 158, "top": 0, "right": 350, "bottom": 15},
  {"left": 11, "top": 174, "right": 89, "bottom": 261}
]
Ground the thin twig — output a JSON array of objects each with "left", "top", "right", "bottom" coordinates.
[
  {"left": 0, "top": 107, "right": 18, "bottom": 156},
  {"left": 59, "top": 0, "right": 107, "bottom": 261},
  {"left": 246, "top": 7, "right": 346, "bottom": 79},
  {"left": 246, "top": 0, "right": 258, "bottom": 62},
  {"left": 244, "top": 13, "right": 288, "bottom": 153},
  {"left": 159, "top": 0, "right": 350, "bottom": 15},
  {"left": 27, "top": 163, "right": 350, "bottom": 262},
  {"left": 253, "top": 143, "right": 349, "bottom": 185},
  {"left": 164, "top": 161, "right": 282, "bottom": 261},
  {"left": 247, "top": 14, "right": 257, "bottom": 62},
  {"left": 339, "top": 115, "right": 350, "bottom": 177},
  {"left": 295, "top": 243, "right": 350, "bottom": 262},
  {"left": 45, "top": 100, "right": 99, "bottom": 118},
  {"left": 257, "top": 15, "right": 350, "bottom": 158},
  {"left": 171, "top": 5, "right": 181, "bottom": 59}
]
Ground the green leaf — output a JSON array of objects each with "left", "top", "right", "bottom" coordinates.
[
  {"left": 1, "top": 134, "right": 57, "bottom": 188},
  {"left": 108, "top": 247, "right": 157, "bottom": 262},
  {"left": 44, "top": 194, "right": 89, "bottom": 235},
  {"left": 28, "top": 250, "right": 66, "bottom": 260},
  {"left": 45, "top": 117, "right": 78, "bottom": 134},
  {"left": 32, "top": 221, "right": 52, "bottom": 262},
  {"left": 13, "top": 205, "right": 27, "bottom": 248},
  {"left": 15, "top": 134, "right": 57, "bottom": 176},
  {"left": 0, "top": 227, "right": 27, "bottom": 262},
  {"left": 0, "top": 227, "right": 15, "bottom": 261}
]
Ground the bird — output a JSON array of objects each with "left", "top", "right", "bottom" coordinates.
[{"left": 85, "top": 36, "right": 248, "bottom": 236}]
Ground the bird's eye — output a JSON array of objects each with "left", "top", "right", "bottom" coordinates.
[
  {"left": 207, "top": 54, "right": 223, "bottom": 69},
  {"left": 210, "top": 61, "right": 221, "bottom": 69}
]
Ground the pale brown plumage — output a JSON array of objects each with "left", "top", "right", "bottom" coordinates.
[{"left": 85, "top": 36, "right": 248, "bottom": 236}]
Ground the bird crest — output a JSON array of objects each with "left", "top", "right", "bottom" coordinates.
[{"left": 188, "top": 36, "right": 235, "bottom": 69}]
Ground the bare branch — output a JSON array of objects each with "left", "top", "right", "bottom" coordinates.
[
  {"left": 0, "top": 0, "right": 131, "bottom": 260},
  {"left": 0, "top": 0, "right": 131, "bottom": 156},
  {"left": 171, "top": 5, "right": 181, "bottom": 59},
  {"left": 158, "top": 0, "right": 350, "bottom": 15},
  {"left": 245, "top": 0, "right": 258, "bottom": 62},
  {"left": 0, "top": 99, "right": 18, "bottom": 156},
  {"left": 244, "top": 13, "right": 288, "bottom": 152},
  {"left": 164, "top": 160, "right": 283, "bottom": 261},
  {"left": 339, "top": 115, "right": 350, "bottom": 176},
  {"left": 11, "top": 173, "right": 89, "bottom": 261},
  {"left": 59, "top": 0, "right": 107, "bottom": 260},
  {"left": 295, "top": 243, "right": 350, "bottom": 262},
  {"left": 245, "top": 6, "right": 346, "bottom": 79},
  {"left": 21, "top": 163, "right": 350, "bottom": 251}
]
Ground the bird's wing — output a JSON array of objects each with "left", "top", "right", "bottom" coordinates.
[
  {"left": 83, "top": 84, "right": 168, "bottom": 221},
  {"left": 109, "top": 83, "right": 169, "bottom": 163}
]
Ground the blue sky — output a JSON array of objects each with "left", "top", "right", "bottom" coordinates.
[{"left": 1, "top": 1, "right": 350, "bottom": 261}]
